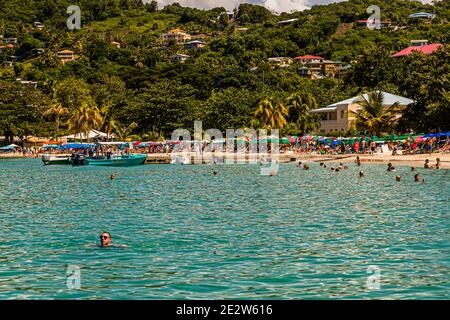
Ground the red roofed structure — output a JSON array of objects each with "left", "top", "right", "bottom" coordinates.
[
  {"left": 391, "top": 43, "right": 443, "bottom": 57},
  {"left": 293, "top": 55, "right": 324, "bottom": 63}
]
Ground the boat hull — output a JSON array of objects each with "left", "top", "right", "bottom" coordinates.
[
  {"left": 42, "top": 155, "right": 71, "bottom": 165},
  {"left": 85, "top": 155, "right": 146, "bottom": 167}
]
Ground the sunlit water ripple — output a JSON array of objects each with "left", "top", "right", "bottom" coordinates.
[{"left": 0, "top": 158, "right": 448, "bottom": 299}]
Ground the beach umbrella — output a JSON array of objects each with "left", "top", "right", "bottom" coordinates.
[{"left": 415, "top": 136, "right": 425, "bottom": 143}]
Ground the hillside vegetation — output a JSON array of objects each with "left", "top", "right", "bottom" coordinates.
[{"left": 0, "top": 0, "right": 449, "bottom": 142}]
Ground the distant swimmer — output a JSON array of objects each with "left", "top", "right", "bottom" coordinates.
[
  {"left": 110, "top": 173, "right": 117, "bottom": 180},
  {"left": 303, "top": 164, "right": 310, "bottom": 170},
  {"left": 320, "top": 162, "right": 324, "bottom": 167},
  {"left": 297, "top": 161, "right": 304, "bottom": 168},
  {"left": 396, "top": 175, "right": 401, "bottom": 181},
  {"left": 424, "top": 159, "right": 431, "bottom": 169},
  {"left": 359, "top": 170, "right": 364, "bottom": 178},
  {"left": 387, "top": 163, "right": 396, "bottom": 172},
  {"left": 343, "top": 166, "right": 349, "bottom": 170},
  {"left": 411, "top": 167, "right": 416, "bottom": 172},
  {"left": 270, "top": 169, "right": 277, "bottom": 176},
  {"left": 213, "top": 171, "right": 218, "bottom": 176},
  {"left": 414, "top": 173, "right": 424, "bottom": 183}
]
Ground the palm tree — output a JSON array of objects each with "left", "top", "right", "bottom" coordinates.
[
  {"left": 286, "top": 93, "right": 321, "bottom": 134},
  {"left": 350, "top": 91, "right": 402, "bottom": 136},
  {"left": 43, "top": 102, "right": 70, "bottom": 140},
  {"left": 67, "top": 102, "right": 103, "bottom": 142},
  {"left": 253, "top": 98, "right": 288, "bottom": 129},
  {"left": 100, "top": 105, "right": 120, "bottom": 140}
]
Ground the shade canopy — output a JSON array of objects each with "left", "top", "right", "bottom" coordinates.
[
  {"left": 62, "top": 143, "right": 94, "bottom": 149},
  {"left": 0, "top": 144, "right": 19, "bottom": 150},
  {"left": 62, "top": 129, "right": 115, "bottom": 140}
]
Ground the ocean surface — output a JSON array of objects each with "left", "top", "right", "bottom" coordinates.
[{"left": 0, "top": 158, "right": 448, "bottom": 299}]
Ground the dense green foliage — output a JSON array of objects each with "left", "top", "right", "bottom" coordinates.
[{"left": 0, "top": 0, "right": 449, "bottom": 142}]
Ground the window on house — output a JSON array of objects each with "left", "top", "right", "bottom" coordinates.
[{"left": 329, "top": 111, "right": 337, "bottom": 121}]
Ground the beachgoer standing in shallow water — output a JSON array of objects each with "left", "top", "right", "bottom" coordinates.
[{"left": 435, "top": 158, "right": 441, "bottom": 169}]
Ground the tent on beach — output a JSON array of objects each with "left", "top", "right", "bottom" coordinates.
[{"left": 62, "top": 129, "right": 115, "bottom": 141}]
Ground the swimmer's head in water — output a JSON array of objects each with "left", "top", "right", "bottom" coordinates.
[{"left": 100, "top": 232, "right": 112, "bottom": 247}]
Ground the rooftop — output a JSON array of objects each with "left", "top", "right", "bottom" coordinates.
[
  {"left": 330, "top": 91, "right": 414, "bottom": 107},
  {"left": 294, "top": 55, "right": 324, "bottom": 60},
  {"left": 409, "top": 12, "right": 436, "bottom": 19},
  {"left": 391, "top": 43, "right": 443, "bottom": 57}
]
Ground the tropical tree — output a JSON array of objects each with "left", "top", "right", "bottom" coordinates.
[
  {"left": 43, "top": 102, "right": 70, "bottom": 139},
  {"left": 253, "top": 98, "right": 288, "bottom": 129},
  {"left": 286, "top": 93, "right": 321, "bottom": 134},
  {"left": 350, "top": 91, "right": 402, "bottom": 136},
  {"left": 67, "top": 102, "right": 103, "bottom": 142},
  {"left": 100, "top": 104, "right": 120, "bottom": 139},
  {"left": 114, "top": 122, "right": 139, "bottom": 140}
]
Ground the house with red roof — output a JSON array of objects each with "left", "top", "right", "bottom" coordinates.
[
  {"left": 392, "top": 42, "right": 443, "bottom": 57},
  {"left": 293, "top": 55, "right": 324, "bottom": 64}
]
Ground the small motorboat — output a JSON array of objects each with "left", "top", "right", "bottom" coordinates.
[
  {"left": 85, "top": 154, "right": 147, "bottom": 166},
  {"left": 42, "top": 155, "right": 71, "bottom": 165}
]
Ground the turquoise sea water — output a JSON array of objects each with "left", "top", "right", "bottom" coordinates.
[{"left": 0, "top": 158, "right": 448, "bottom": 299}]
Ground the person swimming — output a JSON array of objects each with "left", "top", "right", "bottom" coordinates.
[
  {"left": 387, "top": 163, "right": 396, "bottom": 172},
  {"left": 320, "top": 162, "right": 324, "bottom": 167},
  {"left": 396, "top": 175, "right": 401, "bottom": 181},
  {"left": 411, "top": 166, "right": 416, "bottom": 172},
  {"left": 100, "top": 232, "right": 112, "bottom": 247},
  {"left": 213, "top": 171, "right": 218, "bottom": 176},
  {"left": 110, "top": 173, "right": 117, "bottom": 180},
  {"left": 424, "top": 159, "right": 431, "bottom": 169},
  {"left": 359, "top": 170, "right": 364, "bottom": 178},
  {"left": 414, "top": 173, "right": 424, "bottom": 183},
  {"left": 343, "top": 165, "right": 349, "bottom": 170},
  {"left": 297, "top": 161, "right": 304, "bottom": 168},
  {"left": 97, "top": 232, "right": 128, "bottom": 248},
  {"left": 303, "top": 164, "right": 310, "bottom": 170}
]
